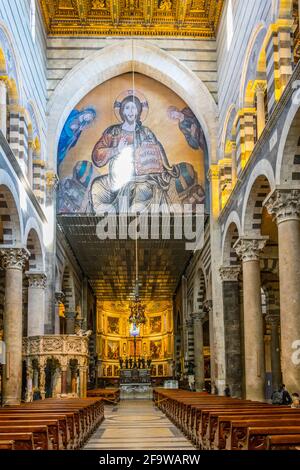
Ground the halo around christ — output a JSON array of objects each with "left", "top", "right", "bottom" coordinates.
[{"left": 114, "top": 89, "right": 149, "bottom": 123}]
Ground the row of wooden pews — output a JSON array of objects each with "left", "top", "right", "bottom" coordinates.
[
  {"left": 153, "top": 388, "right": 300, "bottom": 450},
  {"left": 0, "top": 397, "right": 104, "bottom": 450},
  {"left": 87, "top": 388, "right": 120, "bottom": 405}
]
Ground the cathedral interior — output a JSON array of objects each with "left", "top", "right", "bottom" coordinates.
[{"left": 0, "top": 0, "right": 300, "bottom": 453}]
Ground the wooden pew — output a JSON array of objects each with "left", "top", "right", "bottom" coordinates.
[
  {"left": 153, "top": 388, "right": 300, "bottom": 452},
  {"left": 0, "top": 397, "right": 104, "bottom": 449},
  {"left": 266, "top": 434, "right": 300, "bottom": 450},
  {"left": 0, "top": 418, "right": 63, "bottom": 450},
  {"left": 0, "top": 433, "right": 34, "bottom": 450},
  {"left": 0, "top": 425, "right": 51, "bottom": 450},
  {"left": 87, "top": 389, "right": 120, "bottom": 405},
  {"left": 0, "top": 440, "right": 15, "bottom": 450},
  {"left": 227, "top": 418, "right": 300, "bottom": 450}
]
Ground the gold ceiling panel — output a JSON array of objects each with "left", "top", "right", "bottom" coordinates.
[{"left": 39, "top": 0, "right": 224, "bottom": 38}]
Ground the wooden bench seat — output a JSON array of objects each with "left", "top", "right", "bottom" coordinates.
[
  {"left": 0, "top": 433, "right": 34, "bottom": 450},
  {"left": 0, "top": 397, "right": 104, "bottom": 449},
  {"left": 208, "top": 408, "right": 300, "bottom": 450},
  {"left": 227, "top": 418, "right": 300, "bottom": 450},
  {"left": 266, "top": 433, "right": 300, "bottom": 450},
  {"left": 0, "top": 417, "right": 64, "bottom": 450},
  {"left": 0, "top": 424, "right": 51, "bottom": 450},
  {"left": 0, "top": 440, "right": 15, "bottom": 450}
]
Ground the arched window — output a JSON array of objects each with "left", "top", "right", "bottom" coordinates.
[{"left": 30, "top": 0, "right": 36, "bottom": 43}]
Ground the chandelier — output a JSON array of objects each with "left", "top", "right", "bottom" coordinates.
[{"left": 127, "top": 39, "right": 146, "bottom": 330}]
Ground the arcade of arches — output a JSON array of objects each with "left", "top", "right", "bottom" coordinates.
[{"left": 0, "top": 0, "right": 300, "bottom": 450}]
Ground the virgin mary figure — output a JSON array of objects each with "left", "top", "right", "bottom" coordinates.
[{"left": 90, "top": 90, "right": 179, "bottom": 214}]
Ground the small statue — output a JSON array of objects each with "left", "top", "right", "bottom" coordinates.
[
  {"left": 159, "top": 0, "right": 172, "bottom": 12},
  {"left": 141, "top": 357, "right": 145, "bottom": 369},
  {"left": 129, "top": 357, "right": 133, "bottom": 369},
  {"left": 74, "top": 324, "right": 93, "bottom": 337},
  {"left": 147, "top": 358, "right": 152, "bottom": 369},
  {"left": 138, "top": 356, "right": 141, "bottom": 369},
  {"left": 125, "top": 357, "right": 129, "bottom": 369},
  {"left": 119, "top": 357, "right": 123, "bottom": 369}
]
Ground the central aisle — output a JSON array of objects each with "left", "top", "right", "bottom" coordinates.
[{"left": 84, "top": 400, "right": 195, "bottom": 450}]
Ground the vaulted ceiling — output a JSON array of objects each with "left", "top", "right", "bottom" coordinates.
[{"left": 39, "top": 0, "right": 224, "bottom": 38}]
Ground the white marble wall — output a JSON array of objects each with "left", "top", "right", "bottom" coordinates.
[
  {"left": 216, "top": 0, "right": 273, "bottom": 156},
  {"left": 46, "top": 37, "right": 218, "bottom": 104},
  {"left": 0, "top": 0, "right": 47, "bottom": 156}
]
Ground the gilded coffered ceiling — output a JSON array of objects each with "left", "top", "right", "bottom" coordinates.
[{"left": 39, "top": 0, "right": 224, "bottom": 38}]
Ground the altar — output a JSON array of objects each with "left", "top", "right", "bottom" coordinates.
[{"left": 119, "top": 368, "right": 152, "bottom": 400}]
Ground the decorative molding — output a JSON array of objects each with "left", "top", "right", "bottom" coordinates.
[
  {"left": 22, "top": 335, "right": 89, "bottom": 364},
  {"left": 264, "top": 188, "right": 300, "bottom": 224},
  {"left": 191, "top": 311, "right": 208, "bottom": 323},
  {"left": 0, "top": 247, "right": 30, "bottom": 270},
  {"left": 219, "top": 265, "right": 241, "bottom": 282},
  {"left": 26, "top": 271, "right": 47, "bottom": 289},
  {"left": 234, "top": 237, "right": 268, "bottom": 263}
]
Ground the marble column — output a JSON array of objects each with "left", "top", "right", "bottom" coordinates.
[
  {"left": 65, "top": 311, "right": 76, "bottom": 334},
  {"left": 192, "top": 312, "right": 206, "bottom": 391},
  {"left": 255, "top": 81, "right": 266, "bottom": 138},
  {"left": 266, "top": 314, "right": 281, "bottom": 392},
  {"left": 26, "top": 271, "right": 47, "bottom": 337},
  {"left": 61, "top": 365, "right": 67, "bottom": 395},
  {"left": 25, "top": 363, "right": 33, "bottom": 402},
  {"left": 0, "top": 80, "right": 7, "bottom": 138},
  {"left": 265, "top": 188, "right": 300, "bottom": 392},
  {"left": 219, "top": 265, "right": 243, "bottom": 397},
  {"left": 39, "top": 359, "right": 46, "bottom": 400},
  {"left": 0, "top": 247, "right": 29, "bottom": 405},
  {"left": 79, "top": 366, "right": 87, "bottom": 398},
  {"left": 234, "top": 237, "right": 267, "bottom": 401}
]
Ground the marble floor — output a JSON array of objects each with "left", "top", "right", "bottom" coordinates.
[{"left": 84, "top": 400, "right": 195, "bottom": 450}]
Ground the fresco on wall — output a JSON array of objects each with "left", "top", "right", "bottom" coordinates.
[
  {"left": 149, "top": 316, "right": 161, "bottom": 334},
  {"left": 107, "top": 316, "right": 119, "bottom": 334},
  {"left": 57, "top": 73, "right": 207, "bottom": 214},
  {"left": 107, "top": 340, "right": 119, "bottom": 359},
  {"left": 150, "top": 339, "right": 162, "bottom": 359}
]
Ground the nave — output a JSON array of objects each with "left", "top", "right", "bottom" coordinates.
[{"left": 84, "top": 400, "right": 194, "bottom": 451}]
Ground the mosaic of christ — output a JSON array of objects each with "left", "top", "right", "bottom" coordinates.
[{"left": 57, "top": 73, "right": 208, "bottom": 214}]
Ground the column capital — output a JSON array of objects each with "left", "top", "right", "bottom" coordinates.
[
  {"left": 234, "top": 237, "right": 268, "bottom": 262},
  {"left": 219, "top": 265, "right": 241, "bottom": 282},
  {"left": 25, "top": 271, "right": 47, "bottom": 289},
  {"left": 207, "top": 164, "right": 219, "bottom": 181},
  {"left": 191, "top": 311, "right": 207, "bottom": 324},
  {"left": 0, "top": 78, "right": 7, "bottom": 90},
  {"left": 253, "top": 79, "right": 267, "bottom": 94},
  {"left": 0, "top": 247, "right": 30, "bottom": 270},
  {"left": 264, "top": 188, "right": 300, "bottom": 224},
  {"left": 266, "top": 313, "right": 280, "bottom": 326}
]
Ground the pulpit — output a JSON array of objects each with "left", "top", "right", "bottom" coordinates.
[{"left": 119, "top": 368, "right": 152, "bottom": 399}]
